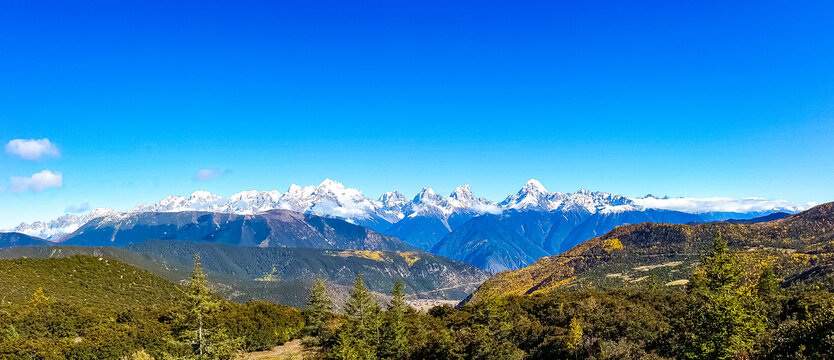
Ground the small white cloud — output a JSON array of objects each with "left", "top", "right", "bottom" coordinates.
[
  {"left": 194, "top": 169, "right": 226, "bottom": 181},
  {"left": 630, "top": 196, "right": 806, "bottom": 213},
  {"left": 65, "top": 202, "right": 91, "bottom": 213},
  {"left": 9, "top": 170, "right": 63, "bottom": 194},
  {"left": 471, "top": 202, "right": 503, "bottom": 215},
  {"left": 5, "top": 138, "right": 60, "bottom": 161}
]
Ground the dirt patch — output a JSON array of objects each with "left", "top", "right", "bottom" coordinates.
[
  {"left": 236, "top": 339, "right": 307, "bottom": 360},
  {"left": 633, "top": 261, "right": 684, "bottom": 272}
]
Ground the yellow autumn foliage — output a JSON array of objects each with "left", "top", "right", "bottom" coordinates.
[
  {"left": 397, "top": 251, "right": 421, "bottom": 267},
  {"left": 603, "top": 238, "right": 624, "bottom": 253}
]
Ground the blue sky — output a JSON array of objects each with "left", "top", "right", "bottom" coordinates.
[{"left": 1, "top": 0, "right": 833, "bottom": 228}]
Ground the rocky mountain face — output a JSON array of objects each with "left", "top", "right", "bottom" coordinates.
[
  {"left": 59, "top": 209, "right": 415, "bottom": 251},
  {"left": 473, "top": 201, "right": 834, "bottom": 301},
  {"left": 7, "top": 179, "right": 803, "bottom": 272},
  {"left": 385, "top": 185, "right": 501, "bottom": 250}
]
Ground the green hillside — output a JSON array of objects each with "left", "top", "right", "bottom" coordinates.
[
  {"left": 475, "top": 202, "right": 834, "bottom": 300},
  {"left": 0, "top": 255, "right": 181, "bottom": 311},
  {"left": 0, "top": 255, "right": 303, "bottom": 359},
  {"left": 0, "top": 240, "right": 489, "bottom": 308}
]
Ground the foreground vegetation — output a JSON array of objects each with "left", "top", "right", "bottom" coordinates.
[
  {"left": 0, "top": 255, "right": 303, "bottom": 359},
  {"left": 1, "top": 234, "right": 833, "bottom": 359},
  {"left": 304, "top": 235, "right": 834, "bottom": 360}
]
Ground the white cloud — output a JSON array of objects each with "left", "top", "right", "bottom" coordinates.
[
  {"left": 194, "top": 169, "right": 226, "bottom": 181},
  {"left": 5, "top": 138, "right": 60, "bottom": 160},
  {"left": 471, "top": 202, "right": 503, "bottom": 215},
  {"left": 65, "top": 202, "right": 91, "bottom": 213},
  {"left": 9, "top": 170, "right": 63, "bottom": 194},
  {"left": 630, "top": 196, "right": 806, "bottom": 214}
]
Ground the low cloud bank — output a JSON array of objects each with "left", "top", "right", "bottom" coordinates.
[{"left": 631, "top": 196, "right": 807, "bottom": 214}]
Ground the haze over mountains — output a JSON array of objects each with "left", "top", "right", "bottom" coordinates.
[{"left": 5, "top": 179, "right": 805, "bottom": 272}]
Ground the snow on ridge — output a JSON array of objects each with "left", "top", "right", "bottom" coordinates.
[{"left": 4, "top": 178, "right": 807, "bottom": 240}]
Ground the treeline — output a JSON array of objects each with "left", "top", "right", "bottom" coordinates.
[
  {"left": 305, "top": 235, "right": 834, "bottom": 360},
  {"left": 0, "top": 255, "right": 303, "bottom": 359},
  {"left": 2, "top": 237, "right": 833, "bottom": 359}
]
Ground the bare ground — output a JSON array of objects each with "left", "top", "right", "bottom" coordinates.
[{"left": 236, "top": 339, "right": 311, "bottom": 360}]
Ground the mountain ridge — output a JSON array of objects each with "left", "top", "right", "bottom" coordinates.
[
  {"left": 472, "top": 201, "right": 834, "bottom": 300},
  {"left": 58, "top": 209, "right": 416, "bottom": 251},
  {"left": 6, "top": 179, "right": 804, "bottom": 241}
]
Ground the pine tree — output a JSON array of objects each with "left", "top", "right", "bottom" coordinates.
[
  {"left": 379, "top": 280, "right": 409, "bottom": 358},
  {"left": 179, "top": 253, "right": 237, "bottom": 359},
  {"left": 468, "top": 284, "right": 524, "bottom": 360},
  {"left": 305, "top": 277, "right": 333, "bottom": 339},
  {"left": 756, "top": 266, "right": 779, "bottom": 297},
  {"left": 2, "top": 324, "right": 19, "bottom": 342},
  {"left": 335, "top": 273, "right": 381, "bottom": 360},
  {"left": 689, "top": 233, "right": 742, "bottom": 293},
  {"left": 685, "top": 233, "right": 765, "bottom": 360}
]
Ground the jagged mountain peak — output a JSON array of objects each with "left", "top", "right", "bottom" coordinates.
[
  {"left": 450, "top": 184, "right": 475, "bottom": 200},
  {"left": 188, "top": 190, "right": 224, "bottom": 205},
  {"left": 523, "top": 178, "right": 547, "bottom": 193},
  {"left": 379, "top": 190, "right": 406, "bottom": 204},
  {"left": 414, "top": 187, "right": 441, "bottom": 201},
  {"left": 318, "top": 178, "right": 346, "bottom": 191},
  {"left": 501, "top": 179, "right": 555, "bottom": 211},
  {"left": 4, "top": 178, "right": 805, "bottom": 242}
]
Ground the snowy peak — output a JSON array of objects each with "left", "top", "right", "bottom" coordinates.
[
  {"left": 413, "top": 187, "right": 441, "bottom": 201},
  {"left": 379, "top": 190, "right": 405, "bottom": 204},
  {"left": 404, "top": 185, "right": 500, "bottom": 218},
  {"left": 501, "top": 180, "right": 635, "bottom": 213},
  {"left": 317, "top": 178, "right": 347, "bottom": 193},
  {"left": 9, "top": 207, "right": 117, "bottom": 240},
  {"left": 189, "top": 190, "right": 222, "bottom": 203},
  {"left": 501, "top": 179, "right": 559, "bottom": 211},
  {"left": 522, "top": 179, "right": 548, "bottom": 193},
  {"left": 559, "top": 190, "right": 635, "bottom": 214},
  {"left": 134, "top": 190, "right": 225, "bottom": 213},
  {"left": 3, "top": 178, "right": 806, "bottom": 241},
  {"left": 450, "top": 185, "right": 475, "bottom": 202}
]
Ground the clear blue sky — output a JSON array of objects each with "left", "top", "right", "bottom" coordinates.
[{"left": 1, "top": 0, "right": 833, "bottom": 228}]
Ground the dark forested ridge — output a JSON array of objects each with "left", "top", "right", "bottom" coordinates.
[
  {"left": 0, "top": 232, "right": 53, "bottom": 248},
  {"left": 0, "top": 240, "right": 489, "bottom": 308}
]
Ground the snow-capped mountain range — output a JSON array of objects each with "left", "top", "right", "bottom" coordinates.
[{"left": 4, "top": 179, "right": 805, "bottom": 241}]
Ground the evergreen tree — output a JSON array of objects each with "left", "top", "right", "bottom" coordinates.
[
  {"left": 178, "top": 254, "right": 239, "bottom": 359},
  {"left": 305, "top": 277, "right": 333, "bottom": 339},
  {"left": 335, "top": 273, "right": 381, "bottom": 360},
  {"left": 756, "top": 266, "right": 779, "bottom": 297},
  {"left": 684, "top": 233, "right": 765, "bottom": 360},
  {"left": 645, "top": 274, "right": 663, "bottom": 292},
  {"left": 467, "top": 284, "right": 524, "bottom": 360},
  {"left": 2, "top": 324, "right": 18, "bottom": 342},
  {"left": 379, "top": 280, "right": 409, "bottom": 359}
]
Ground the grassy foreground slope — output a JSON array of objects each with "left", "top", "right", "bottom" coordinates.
[
  {"left": 477, "top": 201, "right": 834, "bottom": 298},
  {"left": 0, "top": 255, "right": 303, "bottom": 359},
  {"left": 0, "top": 255, "right": 182, "bottom": 311}
]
